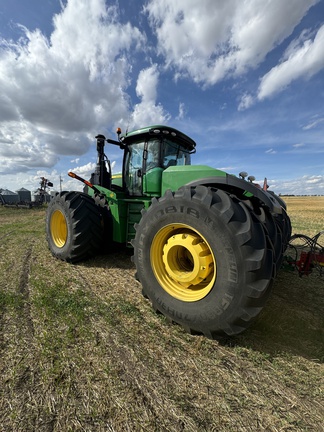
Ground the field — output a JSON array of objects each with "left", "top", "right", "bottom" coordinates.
[{"left": 0, "top": 196, "right": 323, "bottom": 431}]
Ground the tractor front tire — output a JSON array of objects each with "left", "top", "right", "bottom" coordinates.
[
  {"left": 133, "top": 186, "right": 274, "bottom": 338},
  {"left": 46, "top": 191, "right": 104, "bottom": 263}
]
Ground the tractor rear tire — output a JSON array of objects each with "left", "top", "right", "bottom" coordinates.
[
  {"left": 46, "top": 191, "right": 104, "bottom": 263},
  {"left": 268, "top": 191, "right": 292, "bottom": 251},
  {"left": 242, "top": 200, "right": 283, "bottom": 274},
  {"left": 133, "top": 185, "right": 274, "bottom": 338},
  {"left": 275, "top": 208, "right": 292, "bottom": 249}
]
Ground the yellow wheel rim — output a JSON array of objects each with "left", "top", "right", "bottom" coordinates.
[
  {"left": 50, "top": 210, "right": 68, "bottom": 248},
  {"left": 150, "top": 224, "right": 216, "bottom": 302}
]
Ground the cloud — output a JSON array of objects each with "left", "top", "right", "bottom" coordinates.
[
  {"left": 68, "top": 162, "right": 96, "bottom": 177},
  {"left": 238, "top": 93, "right": 254, "bottom": 111},
  {"left": 292, "top": 143, "right": 305, "bottom": 148},
  {"left": 265, "top": 148, "right": 277, "bottom": 154},
  {"left": 306, "top": 176, "right": 322, "bottom": 184},
  {"left": 0, "top": 122, "right": 59, "bottom": 174},
  {"left": 0, "top": 0, "right": 145, "bottom": 175},
  {"left": 135, "top": 64, "right": 159, "bottom": 102},
  {"left": 144, "top": 0, "right": 318, "bottom": 86},
  {"left": 131, "top": 64, "right": 170, "bottom": 127},
  {"left": 176, "top": 102, "right": 186, "bottom": 120},
  {"left": 274, "top": 175, "right": 324, "bottom": 195},
  {"left": 258, "top": 24, "right": 324, "bottom": 100},
  {"left": 302, "top": 116, "right": 324, "bottom": 130}
]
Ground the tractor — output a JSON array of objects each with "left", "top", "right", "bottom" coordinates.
[{"left": 46, "top": 125, "right": 291, "bottom": 338}]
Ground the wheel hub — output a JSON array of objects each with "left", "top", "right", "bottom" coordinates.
[
  {"left": 162, "top": 233, "right": 213, "bottom": 288},
  {"left": 50, "top": 210, "right": 68, "bottom": 248}
]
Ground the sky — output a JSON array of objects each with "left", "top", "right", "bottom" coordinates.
[{"left": 0, "top": 0, "right": 323, "bottom": 196}]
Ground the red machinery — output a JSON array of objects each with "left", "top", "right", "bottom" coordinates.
[{"left": 285, "top": 232, "right": 324, "bottom": 277}]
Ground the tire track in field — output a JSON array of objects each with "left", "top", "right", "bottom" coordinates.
[
  {"left": 72, "top": 263, "right": 201, "bottom": 431},
  {"left": 1, "top": 244, "right": 44, "bottom": 432},
  {"left": 0, "top": 299, "right": 5, "bottom": 355},
  {"left": 17, "top": 244, "right": 35, "bottom": 339},
  {"left": 13, "top": 243, "right": 36, "bottom": 397},
  {"left": 0, "top": 230, "right": 14, "bottom": 242},
  {"left": 0, "top": 236, "right": 33, "bottom": 351}
]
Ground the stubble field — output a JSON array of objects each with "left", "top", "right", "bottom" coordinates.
[{"left": 0, "top": 196, "right": 323, "bottom": 431}]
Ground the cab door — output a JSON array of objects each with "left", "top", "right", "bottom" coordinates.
[{"left": 124, "top": 141, "right": 145, "bottom": 196}]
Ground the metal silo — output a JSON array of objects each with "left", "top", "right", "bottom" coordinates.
[
  {"left": 0, "top": 189, "right": 19, "bottom": 204},
  {"left": 16, "top": 188, "right": 32, "bottom": 203}
]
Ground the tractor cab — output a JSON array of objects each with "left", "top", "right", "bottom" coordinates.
[
  {"left": 82, "top": 125, "right": 195, "bottom": 198},
  {"left": 119, "top": 126, "right": 196, "bottom": 196}
]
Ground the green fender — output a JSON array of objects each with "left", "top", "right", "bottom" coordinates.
[{"left": 186, "top": 174, "right": 283, "bottom": 214}]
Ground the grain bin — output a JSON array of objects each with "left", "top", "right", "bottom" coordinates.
[
  {"left": 0, "top": 189, "right": 19, "bottom": 204},
  {"left": 16, "top": 188, "right": 32, "bottom": 203}
]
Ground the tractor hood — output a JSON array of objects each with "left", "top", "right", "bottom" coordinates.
[
  {"left": 161, "top": 165, "right": 227, "bottom": 195},
  {"left": 162, "top": 165, "right": 282, "bottom": 214}
]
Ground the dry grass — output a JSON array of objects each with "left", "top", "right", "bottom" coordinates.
[
  {"left": 0, "top": 199, "right": 323, "bottom": 432},
  {"left": 283, "top": 196, "right": 324, "bottom": 236}
]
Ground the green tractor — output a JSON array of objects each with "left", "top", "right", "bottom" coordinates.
[{"left": 46, "top": 125, "right": 291, "bottom": 338}]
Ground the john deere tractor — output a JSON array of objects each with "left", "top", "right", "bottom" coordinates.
[{"left": 46, "top": 125, "right": 291, "bottom": 338}]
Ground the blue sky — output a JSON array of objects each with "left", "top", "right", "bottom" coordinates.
[{"left": 0, "top": 0, "right": 323, "bottom": 195}]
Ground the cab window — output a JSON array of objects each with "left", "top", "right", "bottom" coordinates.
[
  {"left": 145, "top": 139, "right": 161, "bottom": 172},
  {"left": 162, "top": 140, "right": 191, "bottom": 168},
  {"left": 125, "top": 141, "right": 145, "bottom": 195}
]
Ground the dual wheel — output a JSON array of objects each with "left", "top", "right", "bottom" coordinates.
[
  {"left": 132, "top": 185, "right": 278, "bottom": 338},
  {"left": 46, "top": 191, "right": 110, "bottom": 263}
]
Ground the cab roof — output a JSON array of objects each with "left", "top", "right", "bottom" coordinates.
[{"left": 120, "top": 125, "right": 196, "bottom": 152}]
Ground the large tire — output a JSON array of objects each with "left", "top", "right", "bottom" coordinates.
[
  {"left": 133, "top": 186, "right": 274, "bottom": 338},
  {"left": 46, "top": 191, "right": 105, "bottom": 263},
  {"left": 268, "top": 191, "right": 292, "bottom": 251},
  {"left": 274, "top": 208, "right": 292, "bottom": 252},
  {"left": 242, "top": 199, "right": 283, "bottom": 274},
  {"left": 268, "top": 190, "right": 287, "bottom": 211}
]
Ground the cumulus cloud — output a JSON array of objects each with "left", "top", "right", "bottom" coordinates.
[
  {"left": 131, "top": 64, "right": 170, "bottom": 127},
  {"left": 258, "top": 24, "right": 324, "bottom": 100},
  {"left": 135, "top": 64, "right": 159, "bottom": 102},
  {"left": 1, "top": 0, "right": 322, "bottom": 195},
  {"left": 0, "top": 122, "right": 59, "bottom": 174},
  {"left": 306, "top": 176, "right": 322, "bottom": 184},
  {"left": 68, "top": 162, "right": 96, "bottom": 177},
  {"left": 274, "top": 175, "right": 324, "bottom": 195},
  {"left": 0, "top": 0, "right": 145, "bottom": 175},
  {"left": 144, "top": 0, "right": 318, "bottom": 86}
]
